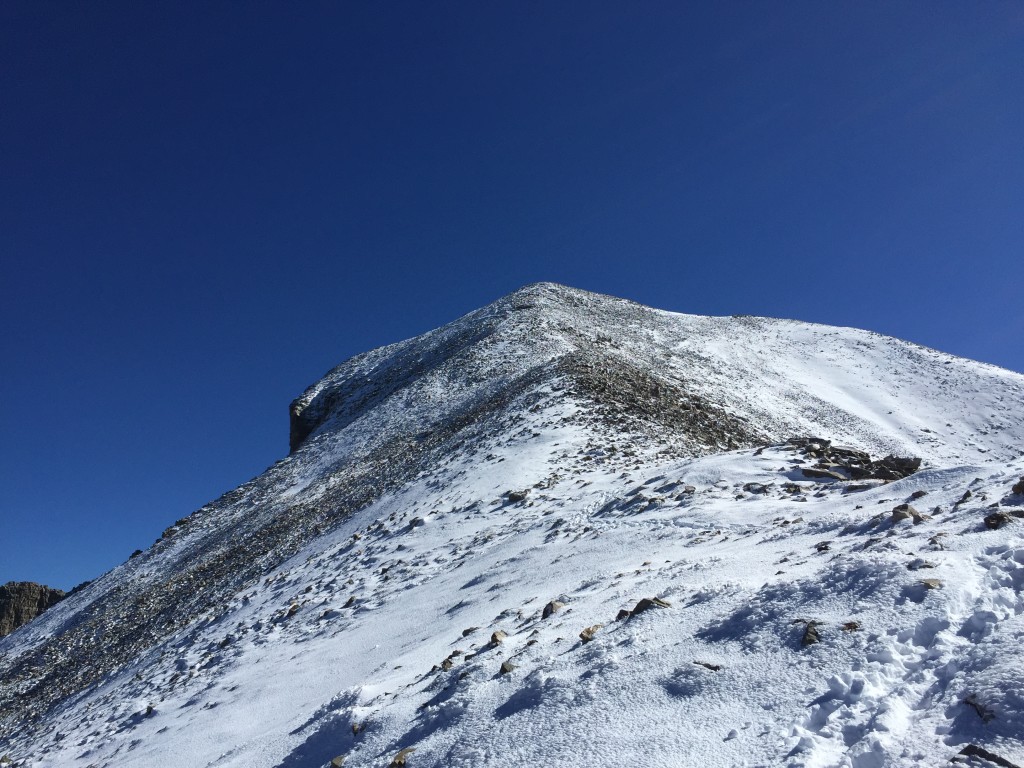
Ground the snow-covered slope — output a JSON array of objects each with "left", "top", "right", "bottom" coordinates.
[{"left": 2, "top": 283, "right": 1023, "bottom": 768}]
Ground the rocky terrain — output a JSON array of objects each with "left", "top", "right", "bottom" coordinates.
[
  {"left": 0, "top": 584, "right": 64, "bottom": 639},
  {"left": 1, "top": 282, "right": 1023, "bottom": 768}
]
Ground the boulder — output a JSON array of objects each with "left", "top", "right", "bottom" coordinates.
[
  {"left": 579, "top": 624, "right": 602, "bottom": 643},
  {"left": 984, "top": 511, "right": 1012, "bottom": 530},
  {"left": 490, "top": 630, "right": 508, "bottom": 646},
  {"left": 542, "top": 600, "right": 566, "bottom": 619},
  {"left": 499, "top": 660, "right": 515, "bottom": 675}
]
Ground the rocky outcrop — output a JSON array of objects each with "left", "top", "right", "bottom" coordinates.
[
  {"left": 787, "top": 437, "right": 921, "bottom": 481},
  {"left": 0, "top": 582, "right": 65, "bottom": 638}
]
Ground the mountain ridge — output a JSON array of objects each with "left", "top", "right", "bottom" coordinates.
[{"left": 2, "top": 283, "right": 1023, "bottom": 767}]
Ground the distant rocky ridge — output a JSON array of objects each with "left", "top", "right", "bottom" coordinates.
[{"left": 0, "top": 583, "right": 64, "bottom": 638}]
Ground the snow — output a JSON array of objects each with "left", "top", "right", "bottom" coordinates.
[{"left": 2, "top": 283, "right": 1023, "bottom": 768}]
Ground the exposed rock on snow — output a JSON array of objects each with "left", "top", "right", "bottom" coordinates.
[
  {"left": 3, "top": 283, "right": 1024, "bottom": 767},
  {"left": 0, "top": 583, "right": 64, "bottom": 638}
]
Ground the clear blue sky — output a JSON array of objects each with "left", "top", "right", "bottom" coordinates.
[{"left": 2, "top": 2, "right": 1022, "bottom": 590}]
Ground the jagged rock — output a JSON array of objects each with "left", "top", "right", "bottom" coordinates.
[
  {"left": 841, "top": 622, "right": 860, "bottom": 632},
  {"left": 910, "top": 490, "right": 928, "bottom": 500},
  {"left": 693, "top": 660, "right": 721, "bottom": 671},
  {"left": 1012, "top": 477, "right": 1024, "bottom": 496},
  {"left": 542, "top": 600, "right": 566, "bottom": 619},
  {"left": 499, "top": 660, "right": 515, "bottom": 675},
  {"left": 330, "top": 755, "right": 345, "bottom": 767},
  {"left": 0, "top": 582, "right": 65, "bottom": 638},
  {"left": 630, "top": 597, "right": 671, "bottom": 616},
  {"left": 579, "top": 624, "right": 602, "bottom": 643},
  {"left": 984, "top": 511, "right": 1012, "bottom": 530},
  {"left": 461, "top": 626, "right": 479, "bottom": 637},
  {"left": 742, "top": 482, "right": 771, "bottom": 495},
  {"left": 505, "top": 490, "right": 529, "bottom": 503},
  {"left": 919, "top": 578, "right": 943, "bottom": 590},
  {"left": 389, "top": 747, "right": 416, "bottom": 766},
  {"left": 490, "top": 630, "right": 508, "bottom": 646},
  {"left": 615, "top": 609, "right": 631, "bottom": 621}
]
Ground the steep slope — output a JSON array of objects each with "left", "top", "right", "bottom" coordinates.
[{"left": 2, "top": 283, "right": 1023, "bottom": 768}]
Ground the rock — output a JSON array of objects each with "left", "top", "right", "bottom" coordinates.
[
  {"left": 505, "top": 490, "right": 529, "bottom": 503},
  {"left": 331, "top": 756, "right": 346, "bottom": 767},
  {"left": 490, "top": 630, "right": 508, "bottom": 646},
  {"left": 389, "top": 747, "right": 416, "bottom": 767},
  {"left": 891, "top": 504, "right": 916, "bottom": 523},
  {"left": 984, "top": 511, "right": 1012, "bottom": 530},
  {"left": 579, "top": 624, "right": 602, "bottom": 643},
  {"left": 919, "top": 578, "right": 943, "bottom": 590},
  {"left": 801, "top": 621, "right": 822, "bottom": 646},
  {"left": 910, "top": 490, "right": 928, "bottom": 500},
  {"left": 802, "top": 467, "right": 846, "bottom": 481},
  {"left": 1012, "top": 477, "right": 1024, "bottom": 495},
  {"left": 615, "top": 609, "right": 631, "bottom": 621},
  {"left": 461, "top": 626, "right": 478, "bottom": 636},
  {"left": 499, "top": 660, "right": 515, "bottom": 675},
  {"left": 693, "top": 660, "right": 721, "bottom": 671},
  {"left": 0, "top": 582, "right": 66, "bottom": 638},
  {"left": 630, "top": 597, "right": 671, "bottom": 616},
  {"left": 542, "top": 600, "right": 566, "bottom": 619},
  {"left": 742, "top": 482, "right": 771, "bottom": 495},
  {"left": 956, "top": 489, "right": 973, "bottom": 505},
  {"left": 841, "top": 621, "right": 860, "bottom": 632}
]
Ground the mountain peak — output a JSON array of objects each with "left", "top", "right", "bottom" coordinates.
[{"left": 4, "top": 287, "right": 1024, "bottom": 767}]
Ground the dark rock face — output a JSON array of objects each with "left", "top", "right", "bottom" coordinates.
[
  {"left": 0, "top": 582, "right": 65, "bottom": 638},
  {"left": 787, "top": 437, "right": 921, "bottom": 481}
]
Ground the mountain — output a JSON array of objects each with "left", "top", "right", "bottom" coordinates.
[
  {"left": 2, "top": 282, "right": 1023, "bottom": 768},
  {"left": 0, "top": 584, "right": 64, "bottom": 639}
]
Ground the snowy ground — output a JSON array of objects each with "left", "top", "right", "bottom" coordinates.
[{"left": 3, "top": 284, "right": 1024, "bottom": 767}]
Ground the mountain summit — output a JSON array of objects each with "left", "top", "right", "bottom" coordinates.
[{"left": 3, "top": 284, "right": 1023, "bottom": 767}]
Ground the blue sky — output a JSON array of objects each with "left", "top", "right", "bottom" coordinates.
[{"left": 2, "top": 2, "right": 1022, "bottom": 589}]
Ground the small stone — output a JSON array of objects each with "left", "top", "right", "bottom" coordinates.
[
  {"left": 910, "top": 490, "right": 928, "bottom": 500},
  {"left": 801, "top": 621, "right": 822, "bottom": 646},
  {"left": 615, "top": 609, "right": 631, "bottom": 621},
  {"left": 499, "top": 660, "right": 516, "bottom": 675},
  {"left": 542, "top": 601, "right": 566, "bottom": 619},
  {"left": 505, "top": 490, "right": 529, "bottom": 503},
  {"left": 1012, "top": 477, "right": 1024, "bottom": 495},
  {"left": 630, "top": 597, "right": 671, "bottom": 616},
  {"left": 389, "top": 747, "right": 416, "bottom": 767},
  {"left": 461, "top": 626, "right": 478, "bottom": 637},
  {"left": 490, "top": 630, "right": 508, "bottom": 646},
  {"left": 331, "top": 756, "right": 346, "bottom": 768},
  {"left": 919, "top": 578, "right": 943, "bottom": 590},
  {"left": 693, "top": 660, "right": 721, "bottom": 671},
  {"left": 579, "top": 624, "right": 603, "bottom": 643},
  {"left": 841, "top": 621, "right": 860, "bottom": 632}
]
